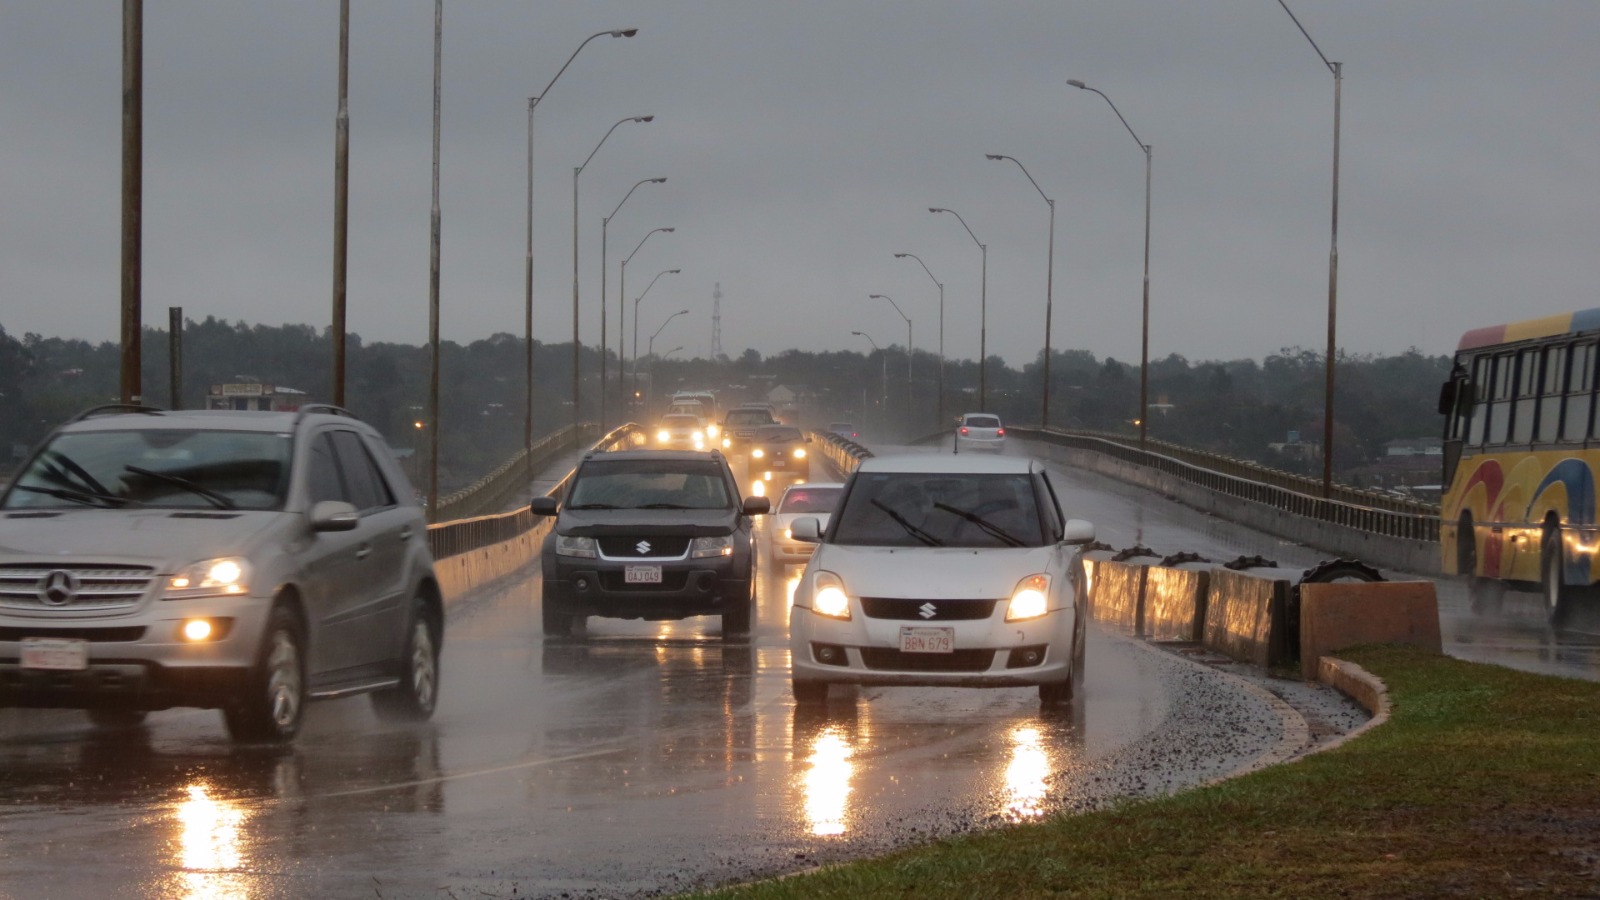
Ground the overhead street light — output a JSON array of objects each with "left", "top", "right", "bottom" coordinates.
[
  {"left": 648, "top": 308, "right": 690, "bottom": 359},
  {"left": 524, "top": 27, "right": 638, "bottom": 453},
  {"left": 895, "top": 252, "right": 945, "bottom": 428},
  {"left": 573, "top": 114, "right": 654, "bottom": 429},
  {"left": 986, "top": 153, "right": 1056, "bottom": 430},
  {"left": 929, "top": 207, "right": 988, "bottom": 409},
  {"left": 632, "top": 267, "right": 681, "bottom": 402},
  {"left": 1067, "top": 78, "right": 1152, "bottom": 448},
  {"left": 869, "top": 294, "right": 912, "bottom": 417},
  {"left": 852, "top": 330, "right": 887, "bottom": 428},
  {"left": 600, "top": 176, "right": 666, "bottom": 427}
]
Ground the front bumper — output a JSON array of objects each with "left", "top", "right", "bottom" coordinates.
[{"left": 545, "top": 559, "right": 747, "bottom": 620}]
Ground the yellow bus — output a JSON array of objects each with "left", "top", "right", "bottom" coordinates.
[{"left": 1439, "top": 309, "right": 1600, "bottom": 626}]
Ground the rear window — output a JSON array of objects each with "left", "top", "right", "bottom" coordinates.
[
  {"left": 964, "top": 416, "right": 1001, "bottom": 428},
  {"left": 778, "top": 486, "right": 842, "bottom": 514}
]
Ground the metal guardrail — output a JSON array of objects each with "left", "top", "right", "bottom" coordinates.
[{"left": 1016, "top": 426, "right": 1440, "bottom": 543}]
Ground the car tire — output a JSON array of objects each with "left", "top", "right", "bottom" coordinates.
[
  {"left": 793, "top": 679, "right": 828, "bottom": 704},
  {"left": 87, "top": 708, "right": 148, "bottom": 730},
  {"left": 224, "top": 605, "right": 306, "bottom": 744},
  {"left": 542, "top": 588, "right": 573, "bottom": 638},
  {"left": 1038, "top": 680, "right": 1073, "bottom": 706},
  {"left": 372, "top": 595, "right": 440, "bottom": 723},
  {"left": 722, "top": 570, "right": 755, "bottom": 640}
]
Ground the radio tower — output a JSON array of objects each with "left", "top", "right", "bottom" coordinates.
[{"left": 710, "top": 281, "right": 724, "bottom": 360}]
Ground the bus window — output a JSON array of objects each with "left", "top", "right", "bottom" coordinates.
[
  {"left": 1468, "top": 354, "right": 1490, "bottom": 446},
  {"left": 1537, "top": 345, "right": 1566, "bottom": 443},
  {"left": 1488, "top": 353, "right": 1513, "bottom": 444},
  {"left": 1571, "top": 343, "right": 1598, "bottom": 441},
  {"left": 1513, "top": 348, "right": 1538, "bottom": 444}
]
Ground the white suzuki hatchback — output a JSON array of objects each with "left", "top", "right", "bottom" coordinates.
[{"left": 787, "top": 454, "right": 1094, "bottom": 706}]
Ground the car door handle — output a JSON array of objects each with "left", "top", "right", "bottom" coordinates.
[
  {"left": 356, "top": 544, "right": 373, "bottom": 560},
  {"left": 398, "top": 526, "right": 413, "bottom": 541}
]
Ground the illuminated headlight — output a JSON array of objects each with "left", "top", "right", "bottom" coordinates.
[
  {"left": 555, "top": 535, "right": 598, "bottom": 558},
  {"left": 164, "top": 558, "right": 251, "bottom": 600},
  {"left": 811, "top": 571, "right": 851, "bottom": 620},
  {"left": 706, "top": 424, "right": 720, "bottom": 439},
  {"left": 692, "top": 432, "right": 705, "bottom": 448},
  {"left": 751, "top": 448, "right": 766, "bottom": 459},
  {"left": 1005, "top": 574, "right": 1051, "bottom": 622},
  {"left": 793, "top": 447, "right": 806, "bottom": 459},
  {"left": 722, "top": 437, "right": 732, "bottom": 448},
  {"left": 690, "top": 535, "right": 733, "bottom": 558},
  {"left": 656, "top": 429, "right": 671, "bottom": 443}
]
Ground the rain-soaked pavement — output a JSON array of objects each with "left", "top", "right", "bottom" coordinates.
[{"left": 0, "top": 437, "right": 1584, "bottom": 899}]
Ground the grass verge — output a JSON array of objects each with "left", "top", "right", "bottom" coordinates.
[{"left": 689, "top": 645, "right": 1600, "bottom": 899}]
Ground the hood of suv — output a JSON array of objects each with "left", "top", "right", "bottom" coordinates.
[
  {"left": 0, "top": 508, "right": 281, "bottom": 570},
  {"left": 557, "top": 506, "right": 739, "bottom": 538}
]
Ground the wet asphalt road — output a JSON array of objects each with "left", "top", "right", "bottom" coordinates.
[{"left": 0, "top": 438, "right": 1584, "bottom": 898}]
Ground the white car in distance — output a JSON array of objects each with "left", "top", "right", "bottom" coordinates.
[
  {"left": 787, "top": 454, "right": 1094, "bottom": 706},
  {"left": 770, "top": 482, "right": 844, "bottom": 563},
  {"left": 955, "top": 412, "right": 1006, "bottom": 452}
]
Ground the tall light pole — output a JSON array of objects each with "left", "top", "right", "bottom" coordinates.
[
  {"left": 425, "top": 0, "right": 441, "bottom": 518},
  {"left": 600, "top": 176, "right": 666, "bottom": 428},
  {"left": 1067, "top": 79, "right": 1152, "bottom": 447},
  {"left": 331, "top": 0, "right": 349, "bottom": 407},
  {"left": 929, "top": 208, "right": 987, "bottom": 409},
  {"left": 573, "top": 114, "right": 653, "bottom": 428},
  {"left": 647, "top": 309, "right": 690, "bottom": 361},
  {"left": 524, "top": 28, "right": 637, "bottom": 454},
  {"left": 868, "top": 294, "right": 912, "bottom": 417},
  {"left": 632, "top": 268, "right": 680, "bottom": 402},
  {"left": 1274, "top": 0, "right": 1342, "bottom": 499},
  {"left": 620, "top": 227, "right": 674, "bottom": 415},
  {"left": 895, "top": 252, "right": 944, "bottom": 427},
  {"left": 852, "top": 331, "right": 887, "bottom": 429},
  {"left": 986, "top": 154, "right": 1055, "bottom": 430}
]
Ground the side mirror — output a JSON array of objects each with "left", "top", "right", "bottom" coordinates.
[
  {"left": 742, "top": 496, "right": 771, "bottom": 516},
  {"left": 528, "top": 496, "right": 559, "bottom": 517},
  {"left": 1061, "top": 518, "right": 1096, "bottom": 546},
  {"left": 310, "top": 500, "right": 360, "bottom": 533},
  {"left": 791, "top": 516, "right": 822, "bottom": 542}
]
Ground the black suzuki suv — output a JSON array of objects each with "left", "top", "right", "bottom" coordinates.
[{"left": 530, "top": 449, "right": 769, "bottom": 639}]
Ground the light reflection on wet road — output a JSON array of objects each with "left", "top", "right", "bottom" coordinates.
[{"left": 4, "top": 439, "right": 1583, "bottom": 898}]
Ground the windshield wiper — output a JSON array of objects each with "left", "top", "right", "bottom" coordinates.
[
  {"left": 636, "top": 502, "right": 695, "bottom": 509},
  {"left": 125, "top": 465, "right": 237, "bottom": 510},
  {"left": 933, "top": 501, "right": 1025, "bottom": 547},
  {"left": 13, "top": 484, "right": 132, "bottom": 508},
  {"left": 40, "top": 449, "right": 114, "bottom": 496},
  {"left": 565, "top": 502, "right": 622, "bottom": 510},
  {"left": 869, "top": 499, "right": 941, "bottom": 546}
]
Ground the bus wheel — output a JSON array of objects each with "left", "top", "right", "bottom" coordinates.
[{"left": 1541, "top": 533, "right": 1574, "bottom": 630}]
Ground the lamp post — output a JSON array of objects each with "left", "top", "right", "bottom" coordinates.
[
  {"left": 852, "top": 331, "right": 887, "bottom": 429},
  {"left": 1273, "top": 0, "right": 1342, "bottom": 499},
  {"left": 1067, "top": 79, "right": 1152, "bottom": 447},
  {"left": 661, "top": 346, "right": 683, "bottom": 360},
  {"left": 619, "top": 227, "right": 674, "bottom": 416},
  {"left": 894, "top": 252, "right": 944, "bottom": 428},
  {"left": 647, "top": 309, "right": 690, "bottom": 361},
  {"left": 929, "top": 208, "right": 987, "bottom": 409},
  {"left": 868, "top": 294, "right": 912, "bottom": 417},
  {"left": 572, "top": 114, "right": 653, "bottom": 429},
  {"left": 600, "top": 177, "right": 666, "bottom": 428},
  {"left": 986, "top": 154, "right": 1055, "bottom": 430},
  {"left": 524, "top": 28, "right": 638, "bottom": 453},
  {"left": 632, "top": 268, "right": 681, "bottom": 402}
]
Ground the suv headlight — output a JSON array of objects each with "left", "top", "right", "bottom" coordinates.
[
  {"left": 555, "top": 535, "right": 597, "bottom": 558},
  {"left": 751, "top": 448, "right": 766, "bottom": 459},
  {"left": 164, "top": 557, "right": 252, "bottom": 600},
  {"left": 793, "top": 447, "right": 806, "bottom": 459},
  {"left": 690, "top": 535, "right": 733, "bottom": 558},
  {"left": 1005, "top": 574, "right": 1051, "bottom": 622},
  {"left": 810, "top": 570, "right": 851, "bottom": 620}
]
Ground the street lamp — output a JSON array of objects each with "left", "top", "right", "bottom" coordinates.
[
  {"left": 600, "top": 176, "right": 666, "bottom": 427},
  {"left": 868, "top": 294, "right": 912, "bottom": 416},
  {"left": 929, "top": 207, "right": 988, "bottom": 409},
  {"left": 573, "top": 114, "right": 653, "bottom": 428},
  {"left": 632, "top": 268, "right": 681, "bottom": 402},
  {"left": 661, "top": 346, "right": 683, "bottom": 360},
  {"left": 987, "top": 154, "right": 1056, "bottom": 430},
  {"left": 648, "top": 309, "right": 690, "bottom": 359},
  {"left": 852, "top": 331, "right": 887, "bottom": 428},
  {"left": 1067, "top": 79, "right": 1152, "bottom": 447},
  {"left": 525, "top": 28, "right": 638, "bottom": 453},
  {"left": 1273, "top": 0, "right": 1343, "bottom": 499},
  {"left": 895, "top": 252, "right": 945, "bottom": 428},
  {"left": 620, "top": 227, "right": 675, "bottom": 415}
]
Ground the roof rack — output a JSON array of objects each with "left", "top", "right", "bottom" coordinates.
[
  {"left": 292, "top": 404, "right": 360, "bottom": 427},
  {"left": 66, "top": 403, "right": 167, "bottom": 423}
]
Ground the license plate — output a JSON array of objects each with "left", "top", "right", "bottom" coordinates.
[
  {"left": 625, "top": 565, "right": 663, "bottom": 584},
  {"left": 21, "top": 637, "right": 89, "bottom": 671},
  {"left": 771, "top": 459, "right": 786, "bottom": 468},
  {"left": 899, "top": 627, "right": 954, "bottom": 654}
]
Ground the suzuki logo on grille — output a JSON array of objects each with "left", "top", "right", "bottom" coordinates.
[
  {"left": 919, "top": 602, "right": 938, "bottom": 619},
  {"left": 636, "top": 540, "right": 652, "bottom": 555},
  {"left": 38, "top": 570, "right": 79, "bottom": 607}
]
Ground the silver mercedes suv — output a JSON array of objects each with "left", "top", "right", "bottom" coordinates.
[{"left": 0, "top": 404, "right": 443, "bottom": 743}]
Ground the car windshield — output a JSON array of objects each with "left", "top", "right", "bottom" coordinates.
[
  {"left": 756, "top": 426, "right": 803, "bottom": 443},
  {"left": 662, "top": 415, "right": 700, "bottom": 428},
  {"left": 965, "top": 416, "right": 1001, "bottom": 429},
  {"left": 3, "top": 428, "right": 292, "bottom": 511},
  {"left": 726, "top": 410, "right": 773, "bottom": 426},
  {"left": 831, "top": 472, "right": 1042, "bottom": 548},
  {"left": 777, "top": 486, "right": 842, "bottom": 515},
  {"left": 567, "top": 458, "right": 731, "bottom": 510}
]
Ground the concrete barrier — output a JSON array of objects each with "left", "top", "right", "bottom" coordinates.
[
  {"left": 1202, "top": 568, "right": 1294, "bottom": 668},
  {"left": 436, "top": 521, "right": 555, "bottom": 606},
  {"left": 1299, "top": 581, "right": 1442, "bottom": 680},
  {"left": 1143, "top": 561, "right": 1211, "bottom": 642},
  {"left": 1084, "top": 548, "right": 1161, "bottom": 635}
]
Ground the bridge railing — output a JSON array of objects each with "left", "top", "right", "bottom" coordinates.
[{"left": 1016, "top": 427, "right": 1440, "bottom": 543}]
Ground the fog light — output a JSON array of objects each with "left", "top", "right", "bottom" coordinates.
[
  {"left": 575, "top": 577, "right": 590, "bottom": 591},
  {"left": 181, "top": 619, "right": 214, "bottom": 642},
  {"left": 818, "top": 646, "right": 838, "bottom": 662}
]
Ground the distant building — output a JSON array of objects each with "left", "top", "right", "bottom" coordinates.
[{"left": 206, "top": 383, "right": 310, "bottom": 412}]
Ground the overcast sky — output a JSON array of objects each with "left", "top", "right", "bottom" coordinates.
[{"left": 2, "top": 2, "right": 1596, "bottom": 369}]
